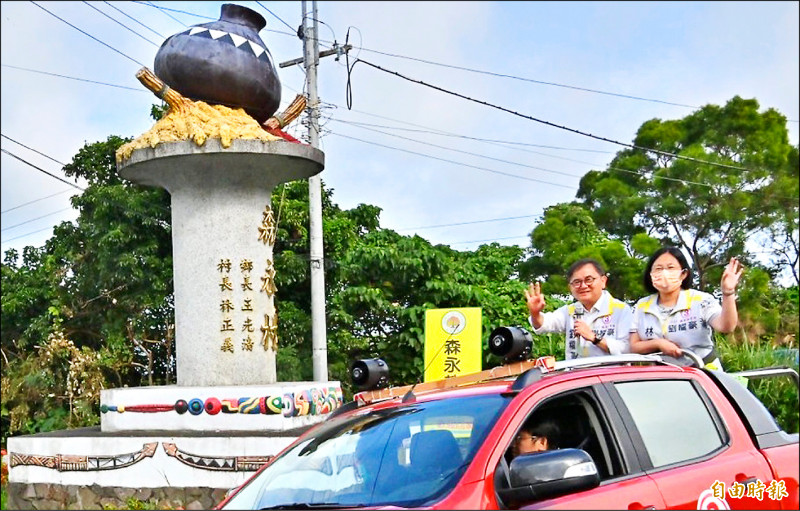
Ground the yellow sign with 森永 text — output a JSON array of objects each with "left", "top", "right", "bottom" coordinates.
[{"left": 424, "top": 308, "right": 482, "bottom": 382}]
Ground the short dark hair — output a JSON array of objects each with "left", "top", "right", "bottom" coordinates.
[
  {"left": 643, "top": 246, "right": 693, "bottom": 293},
  {"left": 566, "top": 258, "right": 606, "bottom": 280},
  {"left": 525, "top": 417, "right": 561, "bottom": 450}
]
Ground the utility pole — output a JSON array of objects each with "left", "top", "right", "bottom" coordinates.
[
  {"left": 303, "top": 0, "right": 327, "bottom": 382},
  {"left": 280, "top": 2, "right": 350, "bottom": 382}
]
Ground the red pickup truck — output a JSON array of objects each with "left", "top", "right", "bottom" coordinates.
[{"left": 216, "top": 353, "right": 798, "bottom": 510}]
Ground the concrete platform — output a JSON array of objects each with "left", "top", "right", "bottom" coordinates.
[
  {"left": 100, "top": 382, "right": 342, "bottom": 432},
  {"left": 7, "top": 426, "right": 306, "bottom": 489}
]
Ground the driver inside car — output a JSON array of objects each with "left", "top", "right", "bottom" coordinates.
[{"left": 513, "top": 417, "right": 561, "bottom": 457}]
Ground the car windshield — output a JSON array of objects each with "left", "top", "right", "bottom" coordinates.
[{"left": 221, "top": 393, "right": 510, "bottom": 509}]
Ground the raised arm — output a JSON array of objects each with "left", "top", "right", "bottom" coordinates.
[
  {"left": 525, "top": 282, "right": 547, "bottom": 328},
  {"left": 710, "top": 257, "right": 743, "bottom": 333}
]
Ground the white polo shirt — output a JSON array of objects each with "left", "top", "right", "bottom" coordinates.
[
  {"left": 529, "top": 290, "right": 633, "bottom": 360},
  {"left": 630, "top": 289, "right": 722, "bottom": 361}
]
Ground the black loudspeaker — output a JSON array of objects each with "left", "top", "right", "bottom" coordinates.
[
  {"left": 488, "top": 326, "right": 533, "bottom": 362},
  {"left": 350, "top": 358, "right": 390, "bottom": 390}
]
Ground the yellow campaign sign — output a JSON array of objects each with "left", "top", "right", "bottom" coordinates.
[{"left": 424, "top": 308, "right": 482, "bottom": 382}]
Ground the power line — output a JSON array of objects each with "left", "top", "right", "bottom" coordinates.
[
  {"left": 31, "top": 0, "right": 145, "bottom": 67},
  {"left": 449, "top": 235, "right": 529, "bottom": 246},
  {"left": 334, "top": 119, "right": 614, "bottom": 154},
  {"left": 103, "top": 0, "right": 165, "bottom": 39},
  {"left": 12, "top": 3, "right": 791, "bottom": 166},
  {"left": 8, "top": 6, "right": 795, "bottom": 231},
  {"left": 324, "top": 119, "right": 723, "bottom": 193},
  {"left": 0, "top": 139, "right": 534, "bottom": 257},
  {"left": 30, "top": 1, "right": 146, "bottom": 68},
  {"left": 255, "top": 0, "right": 295, "bottom": 33},
  {"left": 328, "top": 132, "right": 576, "bottom": 189},
  {"left": 323, "top": 107, "right": 796, "bottom": 200},
  {"left": 1, "top": 132, "right": 544, "bottom": 240},
  {"left": 81, "top": 1, "right": 160, "bottom": 47},
  {"left": 1, "top": 64, "right": 146, "bottom": 92},
  {"left": 3, "top": 55, "right": 788, "bottom": 202},
  {"left": 333, "top": 119, "right": 585, "bottom": 180},
  {"left": 5, "top": 133, "right": 792, "bottom": 249},
  {"left": 325, "top": 31, "right": 798, "bottom": 124},
  {"left": 1, "top": 149, "right": 84, "bottom": 191},
  {"left": 355, "top": 47, "right": 699, "bottom": 110},
  {"left": 349, "top": 57, "right": 775, "bottom": 174},
  {"left": 0, "top": 143, "right": 173, "bottom": 247},
  {"left": 131, "top": 0, "right": 212, "bottom": 20},
  {"left": 45, "top": 0, "right": 796, "bottom": 127},
  {"left": 336, "top": 118, "right": 620, "bottom": 171},
  {"left": 2, "top": 207, "right": 74, "bottom": 233},
  {"left": 1, "top": 189, "right": 73, "bottom": 214},
  {"left": 2, "top": 134, "right": 68, "bottom": 166},
  {"left": 137, "top": 0, "right": 195, "bottom": 26},
  {"left": 327, "top": 121, "right": 798, "bottom": 202},
  {"left": 397, "top": 214, "right": 540, "bottom": 231},
  {"left": 1, "top": 225, "right": 60, "bottom": 245},
  {"left": 133, "top": 0, "right": 296, "bottom": 38}
]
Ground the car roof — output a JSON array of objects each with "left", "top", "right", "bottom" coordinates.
[{"left": 351, "top": 354, "right": 701, "bottom": 412}]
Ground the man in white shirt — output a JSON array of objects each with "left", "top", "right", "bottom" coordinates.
[{"left": 525, "top": 259, "right": 632, "bottom": 359}]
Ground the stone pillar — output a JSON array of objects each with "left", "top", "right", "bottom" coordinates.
[{"left": 118, "top": 139, "right": 324, "bottom": 386}]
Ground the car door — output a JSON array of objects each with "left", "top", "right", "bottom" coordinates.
[
  {"left": 605, "top": 374, "right": 777, "bottom": 510},
  {"left": 492, "top": 379, "right": 666, "bottom": 510}
]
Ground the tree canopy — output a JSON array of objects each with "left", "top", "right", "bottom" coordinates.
[
  {"left": 2, "top": 96, "right": 797, "bottom": 442},
  {"left": 575, "top": 96, "right": 798, "bottom": 289}
]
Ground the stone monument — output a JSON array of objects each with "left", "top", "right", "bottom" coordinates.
[{"left": 7, "top": 5, "right": 341, "bottom": 509}]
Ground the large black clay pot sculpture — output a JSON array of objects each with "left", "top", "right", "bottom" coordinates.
[{"left": 154, "top": 3, "right": 281, "bottom": 123}]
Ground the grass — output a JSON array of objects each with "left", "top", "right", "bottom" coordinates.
[{"left": 718, "top": 337, "right": 800, "bottom": 434}]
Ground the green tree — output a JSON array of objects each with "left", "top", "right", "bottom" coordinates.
[
  {"left": 270, "top": 182, "right": 533, "bottom": 393},
  {"left": 329, "top": 231, "right": 529, "bottom": 393},
  {"left": 519, "top": 202, "right": 646, "bottom": 302},
  {"left": 2, "top": 135, "right": 175, "bottom": 441},
  {"left": 577, "top": 96, "right": 798, "bottom": 291}
]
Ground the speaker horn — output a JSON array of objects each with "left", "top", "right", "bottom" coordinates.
[
  {"left": 488, "top": 326, "right": 533, "bottom": 363},
  {"left": 350, "top": 358, "right": 390, "bottom": 391}
]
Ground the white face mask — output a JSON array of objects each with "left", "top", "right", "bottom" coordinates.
[{"left": 651, "top": 269, "right": 684, "bottom": 293}]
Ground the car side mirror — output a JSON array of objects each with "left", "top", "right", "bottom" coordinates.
[{"left": 497, "top": 448, "right": 600, "bottom": 505}]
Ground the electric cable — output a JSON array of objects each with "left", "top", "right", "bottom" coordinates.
[
  {"left": 2, "top": 189, "right": 74, "bottom": 214},
  {"left": 102, "top": 0, "right": 165, "bottom": 39},
  {"left": 328, "top": 132, "right": 576, "bottom": 189},
  {"left": 347, "top": 57, "right": 778, "bottom": 174},
  {"left": 1, "top": 225, "right": 60, "bottom": 245},
  {"left": 1, "top": 149, "right": 84, "bottom": 191},
  {"left": 30, "top": 1, "right": 147, "bottom": 67},
  {"left": 449, "top": 235, "right": 530, "bottom": 245},
  {"left": 2, "top": 207, "right": 74, "bottom": 232},
  {"left": 7, "top": 6, "right": 796, "bottom": 249},
  {"left": 354, "top": 46, "right": 698, "bottom": 109},
  {"left": 140, "top": 0, "right": 195, "bottom": 26},
  {"left": 332, "top": 119, "right": 584, "bottom": 179},
  {"left": 334, "top": 119, "right": 613, "bottom": 154},
  {"left": 2, "top": 134, "right": 68, "bottom": 166},
  {"left": 397, "top": 214, "right": 541, "bottom": 232},
  {"left": 1, "top": 64, "right": 146, "bottom": 92},
  {"left": 255, "top": 1, "right": 295, "bottom": 32},
  {"left": 81, "top": 1, "right": 160, "bottom": 47}
]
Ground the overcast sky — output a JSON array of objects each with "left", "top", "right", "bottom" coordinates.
[{"left": 2, "top": 1, "right": 798, "bottom": 261}]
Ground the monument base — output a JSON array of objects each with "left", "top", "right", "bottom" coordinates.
[
  {"left": 6, "top": 481, "right": 227, "bottom": 511},
  {"left": 7, "top": 426, "right": 304, "bottom": 510},
  {"left": 8, "top": 381, "right": 343, "bottom": 510},
  {"left": 100, "top": 382, "right": 342, "bottom": 432}
]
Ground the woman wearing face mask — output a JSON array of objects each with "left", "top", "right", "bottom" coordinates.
[{"left": 629, "top": 246, "right": 743, "bottom": 370}]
